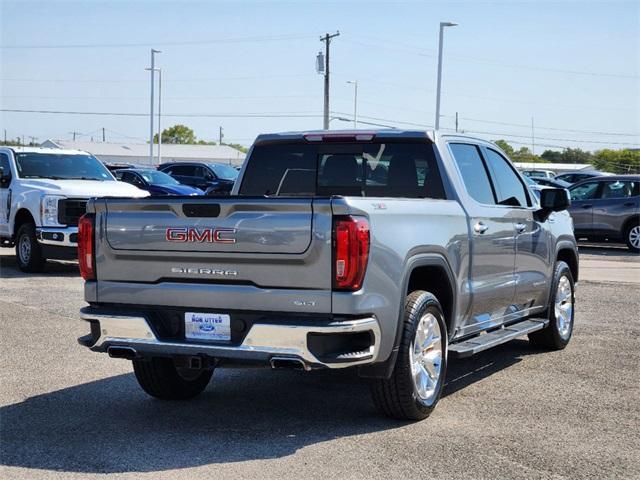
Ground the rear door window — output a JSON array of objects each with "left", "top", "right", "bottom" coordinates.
[
  {"left": 239, "top": 141, "right": 445, "bottom": 198},
  {"left": 483, "top": 148, "right": 531, "bottom": 207},
  {"left": 170, "top": 165, "right": 195, "bottom": 176},
  {"left": 600, "top": 180, "right": 638, "bottom": 199},
  {"left": 449, "top": 143, "right": 495, "bottom": 205}
]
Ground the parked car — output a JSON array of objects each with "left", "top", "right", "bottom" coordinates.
[
  {"left": 568, "top": 175, "right": 639, "bottom": 251},
  {"left": 103, "top": 161, "right": 148, "bottom": 173},
  {"left": 521, "top": 169, "right": 555, "bottom": 179},
  {"left": 0, "top": 147, "right": 148, "bottom": 272},
  {"left": 523, "top": 175, "right": 545, "bottom": 200},
  {"left": 115, "top": 168, "right": 203, "bottom": 196},
  {"left": 555, "top": 170, "right": 610, "bottom": 185},
  {"left": 531, "top": 177, "right": 571, "bottom": 189},
  {"left": 158, "top": 162, "right": 238, "bottom": 195},
  {"left": 78, "top": 130, "right": 577, "bottom": 421}
]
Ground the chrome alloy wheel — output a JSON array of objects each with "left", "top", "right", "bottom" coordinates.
[
  {"left": 410, "top": 313, "right": 443, "bottom": 403},
  {"left": 554, "top": 275, "right": 573, "bottom": 339},
  {"left": 18, "top": 234, "right": 31, "bottom": 264},
  {"left": 629, "top": 225, "right": 640, "bottom": 250}
]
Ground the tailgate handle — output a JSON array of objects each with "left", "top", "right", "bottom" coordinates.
[{"left": 182, "top": 204, "right": 221, "bottom": 217}]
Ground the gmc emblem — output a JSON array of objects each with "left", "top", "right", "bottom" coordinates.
[{"left": 165, "top": 227, "right": 237, "bottom": 244}]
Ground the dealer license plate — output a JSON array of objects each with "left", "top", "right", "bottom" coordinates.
[{"left": 184, "top": 312, "right": 231, "bottom": 341}]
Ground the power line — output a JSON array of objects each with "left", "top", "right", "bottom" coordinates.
[
  {"left": 0, "top": 73, "right": 316, "bottom": 84},
  {"left": 459, "top": 129, "right": 640, "bottom": 146},
  {"left": 0, "top": 33, "right": 318, "bottom": 49},
  {"left": 454, "top": 116, "right": 640, "bottom": 137},
  {"left": 1, "top": 108, "right": 323, "bottom": 118},
  {"left": 343, "top": 36, "right": 638, "bottom": 79}
]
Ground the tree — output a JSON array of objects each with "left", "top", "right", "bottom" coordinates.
[
  {"left": 154, "top": 124, "right": 197, "bottom": 144},
  {"left": 494, "top": 139, "right": 515, "bottom": 157},
  {"left": 561, "top": 148, "right": 594, "bottom": 164},
  {"left": 592, "top": 149, "right": 640, "bottom": 174},
  {"left": 541, "top": 149, "right": 563, "bottom": 163}
]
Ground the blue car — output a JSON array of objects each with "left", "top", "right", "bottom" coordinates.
[{"left": 115, "top": 168, "right": 204, "bottom": 196}]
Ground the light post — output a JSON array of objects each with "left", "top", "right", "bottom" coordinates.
[
  {"left": 148, "top": 49, "right": 161, "bottom": 163},
  {"left": 346, "top": 80, "right": 358, "bottom": 128},
  {"left": 435, "top": 22, "right": 457, "bottom": 130}
]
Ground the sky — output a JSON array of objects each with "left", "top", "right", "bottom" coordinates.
[{"left": 0, "top": 0, "right": 638, "bottom": 152}]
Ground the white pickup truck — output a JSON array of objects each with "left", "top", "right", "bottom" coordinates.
[{"left": 0, "top": 146, "right": 148, "bottom": 272}]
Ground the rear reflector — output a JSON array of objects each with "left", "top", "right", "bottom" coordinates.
[
  {"left": 78, "top": 213, "right": 95, "bottom": 280},
  {"left": 333, "top": 216, "right": 370, "bottom": 291}
]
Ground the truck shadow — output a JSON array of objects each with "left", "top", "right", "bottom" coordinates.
[
  {"left": 0, "top": 254, "right": 79, "bottom": 279},
  {"left": 0, "top": 340, "right": 540, "bottom": 474}
]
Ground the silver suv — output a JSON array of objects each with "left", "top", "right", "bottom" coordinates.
[{"left": 77, "top": 131, "right": 578, "bottom": 420}]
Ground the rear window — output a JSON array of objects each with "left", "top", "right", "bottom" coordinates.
[{"left": 239, "top": 141, "right": 445, "bottom": 199}]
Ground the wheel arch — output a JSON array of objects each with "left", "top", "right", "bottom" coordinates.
[
  {"left": 555, "top": 240, "right": 579, "bottom": 283},
  {"left": 13, "top": 208, "right": 36, "bottom": 237},
  {"left": 621, "top": 214, "right": 640, "bottom": 238},
  {"left": 358, "top": 252, "right": 457, "bottom": 379}
]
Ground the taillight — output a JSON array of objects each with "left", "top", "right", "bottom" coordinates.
[
  {"left": 332, "top": 216, "right": 370, "bottom": 291},
  {"left": 78, "top": 213, "right": 95, "bottom": 280}
]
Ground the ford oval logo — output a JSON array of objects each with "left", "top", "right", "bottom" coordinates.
[{"left": 199, "top": 323, "right": 215, "bottom": 332}]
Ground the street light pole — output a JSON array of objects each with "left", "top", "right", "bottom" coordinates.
[
  {"left": 148, "top": 49, "right": 161, "bottom": 163},
  {"left": 157, "top": 69, "right": 162, "bottom": 165},
  {"left": 347, "top": 80, "right": 358, "bottom": 128},
  {"left": 435, "top": 22, "right": 457, "bottom": 130}
]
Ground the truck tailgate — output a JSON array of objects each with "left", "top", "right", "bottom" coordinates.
[{"left": 91, "top": 197, "right": 333, "bottom": 310}]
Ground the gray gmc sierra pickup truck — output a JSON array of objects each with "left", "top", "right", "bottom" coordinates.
[{"left": 78, "top": 130, "right": 578, "bottom": 420}]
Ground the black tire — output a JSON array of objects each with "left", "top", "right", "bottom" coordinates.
[
  {"left": 370, "top": 291, "right": 448, "bottom": 421},
  {"left": 15, "top": 223, "right": 46, "bottom": 273},
  {"left": 528, "top": 261, "right": 575, "bottom": 350},
  {"left": 132, "top": 357, "right": 213, "bottom": 400},
  {"left": 624, "top": 221, "right": 640, "bottom": 253}
]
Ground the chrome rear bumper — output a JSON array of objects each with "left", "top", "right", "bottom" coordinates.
[{"left": 79, "top": 309, "right": 381, "bottom": 370}]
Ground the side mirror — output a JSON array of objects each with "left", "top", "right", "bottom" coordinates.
[
  {"left": 539, "top": 187, "right": 571, "bottom": 214},
  {"left": 0, "top": 167, "right": 9, "bottom": 187}
]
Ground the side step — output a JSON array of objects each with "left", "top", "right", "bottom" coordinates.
[{"left": 449, "top": 318, "right": 549, "bottom": 359}]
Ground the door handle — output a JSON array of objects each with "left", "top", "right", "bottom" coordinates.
[
  {"left": 581, "top": 204, "right": 592, "bottom": 209},
  {"left": 515, "top": 222, "right": 526, "bottom": 233},
  {"left": 474, "top": 222, "right": 489, "bottom": 234}
]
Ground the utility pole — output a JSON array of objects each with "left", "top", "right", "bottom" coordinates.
[
  {"left": 102, "top": 127, "right": 106, "bottom": 142},
  {"left": 29, "top": 136, "right": 37, "bottom": 146},
  {"left": 347, "top": 80, "right": 358, "bottom": 128},
  {"left": 219, "top": 126, "right": 224, "bottom": 145},
  {"left": 157, "top": 69, "right": 162, "bottom": 165},
  {"left": 435, "top": 22, "right": 458, "bottom": 130},
  {"left": 320, "top": 31, "right": 340, "bottom": 130},
  {"left": 455, "top": 112, "right": 459, "bottom": 132},
  {"left": 3, "top": 129, "right": 6, "bottom": 144},
  {"left": 532, "top": 116, "right": 536, "bottom": 169},
  {"left": 148, "top": 49, "right": 161, "bottom": 163}
]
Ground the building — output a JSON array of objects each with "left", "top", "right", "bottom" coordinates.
[
  {"left": 513, "top": 162, "right": 593, "bottom": 174},
  {"left": 40, "top": 139, "right": 246, "bottom": 167}
]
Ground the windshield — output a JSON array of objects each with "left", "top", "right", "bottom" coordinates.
[
  {"left": 15, "top": 153, "right": 114, "bottom": 181},
  {"left": 138, "top": 170, "right": 179, "bottom": 185},
  {"left": 211, "top": 164, "right": 239, "bottom": 181}
]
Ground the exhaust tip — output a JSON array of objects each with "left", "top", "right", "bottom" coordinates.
[
  {"left": 107, "top": 346, "right": 137, "bottom": 360},
  {"left": 270, "top": 357, "right": 306, "bottom": 370}
]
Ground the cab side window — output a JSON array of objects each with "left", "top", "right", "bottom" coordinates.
[
  {"left": 449, "top": 143, "right": 495, "bottom": 205},
  {"left": 0, "top": 153, "right": 12, "bottom": 188},
  {"left": 483, "top": 148, "right": 530, "bottom": 207}
]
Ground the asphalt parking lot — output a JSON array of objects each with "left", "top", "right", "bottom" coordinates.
[{"left": 1, "top": 247, "right": 639, "bottom": 479}]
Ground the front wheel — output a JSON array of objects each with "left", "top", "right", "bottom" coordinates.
[
  {"left": 133, "top": 357, "right": 213, "bottom": 400},
  {"left": 15, "top": 223, "right": 46, "bottom": 272},
  {"left": 370, "top": 291, "right": 448, "bottom": 420},
  {"left": 625, "top": 223, "right": 640, "bottom": 253},
  {"left": 528, "top": 261, "right": 575, "bottom": 350}
]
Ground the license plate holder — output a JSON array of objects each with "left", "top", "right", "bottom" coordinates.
[{"left": 184, "top": 312, "right": 231, "bottom": 342}]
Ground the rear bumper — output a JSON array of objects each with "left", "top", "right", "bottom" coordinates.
[{"left": 79, "top": 307, "right": 381, "bottom": 370}]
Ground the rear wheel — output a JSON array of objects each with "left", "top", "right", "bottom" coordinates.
[
  {"left": 132, "top": 357, "right": 213, "bottom": 400},
  {"left": 528, "top": 261, "right": 575, "bottom": 350},
  {"left": 625, "top": 222, "right": 640, "bottom": 252},
  {"left": 370, "top": 291, "right": 447, "bottom": 420},
  {"left": 15, "top": 223, "right": 46, "bottom": 272}
]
